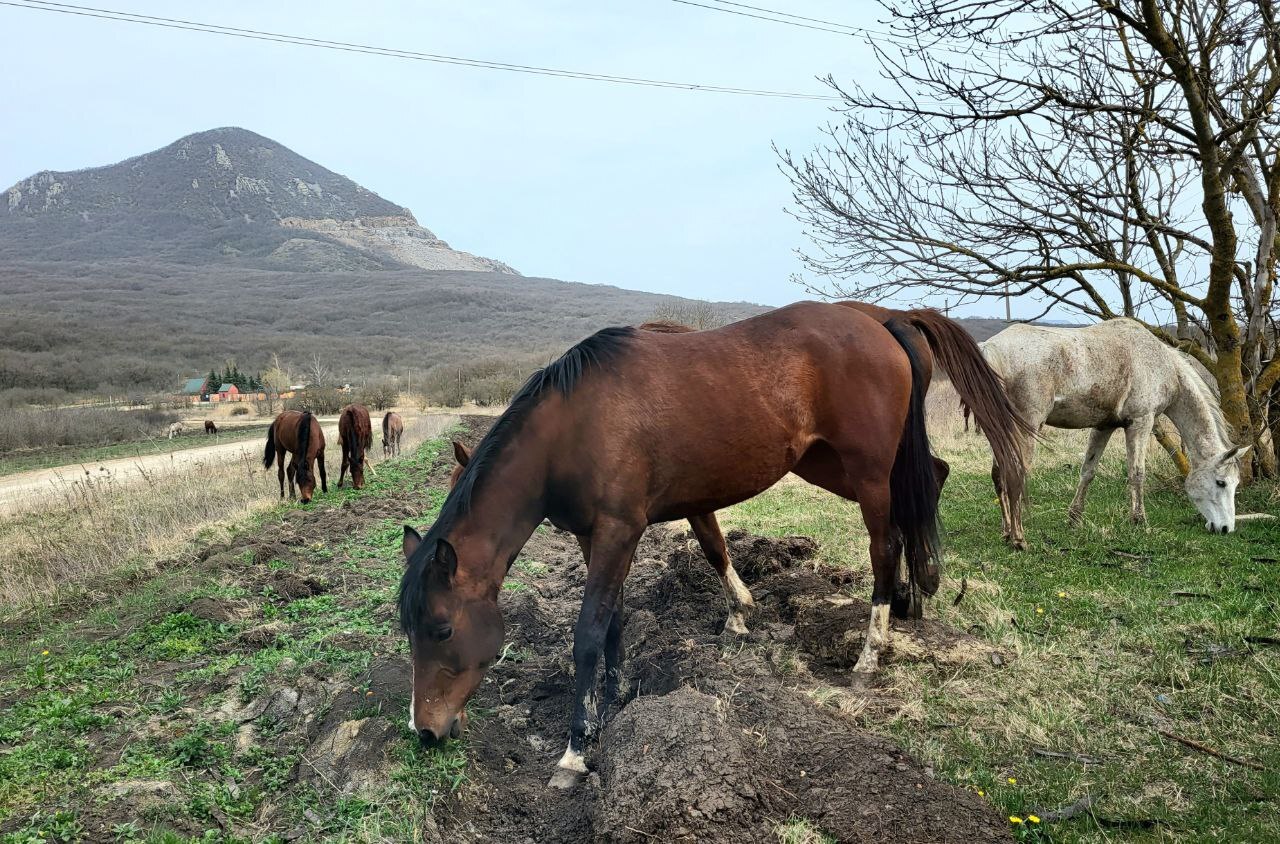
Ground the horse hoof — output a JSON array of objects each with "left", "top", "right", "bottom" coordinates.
[
  {"left": 1011, "top": 539, "right": 1028, "bottom": 551},
  {"left": 723, "top": 613, "right": 749, "bottom": 636},
  {"left": 548, "top": 767, "right": 584, "bottom": 790},
  {"left": 848, "top": 671, "right": 875, "bottom": 693}
]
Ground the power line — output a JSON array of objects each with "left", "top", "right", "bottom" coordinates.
[
  {"left": 1, "top": 0, "right": 840, "bottom": 101},
  {"left": 668, "top": 0, "right": 862, "bottom": 37},
  {"left": 665, "top": 0, "right": 1003, "bottom": 59}
]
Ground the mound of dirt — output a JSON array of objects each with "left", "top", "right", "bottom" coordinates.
[{"left": 435, "top": 503, "right": 1010, "bottom": 842}]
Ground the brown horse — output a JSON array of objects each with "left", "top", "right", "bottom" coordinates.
[
  {"left": 338, "top": 404, "right": 373, "bottom": 490},
  {"left": 383, "top": 411, "right": 405, "bottom": 458},
  {"left": 263, "top": 410, "right": 327, "bottom": 504},
  {"left": 450, "top": 439, "right": 755, "bottom": 634},
  {"left": 399, "top": 301, "right": 1026, "bottom": 787},
  {"left": 204, "top": 420, "right": 218, "bottom": 435}
]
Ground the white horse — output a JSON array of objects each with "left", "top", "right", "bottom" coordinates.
[
  {"left": 982, "top": 319, "right": 1248, "bottom": 547},
  {"left": 167, "top": 421, "right": 185, "bottom": 440}
]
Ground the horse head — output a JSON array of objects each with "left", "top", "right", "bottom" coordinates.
[
  {"left": 1185, "top": 445, "right": 1250, "bottom": 534},
  {"left": 401, "top": 527, "right": 504, "bottom": 746}
]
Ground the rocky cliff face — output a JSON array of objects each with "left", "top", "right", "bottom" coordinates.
[{"left": 1, "top": 127, "right": 518, "bottom": 274}]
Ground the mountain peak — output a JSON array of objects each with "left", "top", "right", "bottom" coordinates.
[{"left": 1, "top": 127, "right": 515, "bottom": 273}]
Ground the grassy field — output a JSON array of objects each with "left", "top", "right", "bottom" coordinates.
[
  {"left": 0, "top": 402, "right": 1276, "bottom": 842},
  {"left": 0, "top": 425, "right": 271, "bottom": 478},
  {"left": 0, "top": 435, "right": 463, "bottom": 842},
  {"left": 723, "top": 423, "right": 1280, "bottom": 843}
]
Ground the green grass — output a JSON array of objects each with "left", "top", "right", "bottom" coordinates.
[
  {"left": 724, "top": 450, "right": 1280, "bottom": 843},
  {"left": 0, "top": 432, "right": 468, "bottom": 842},
  {"left": 0, "top": 425, "right": 271, "bottom": 477}
]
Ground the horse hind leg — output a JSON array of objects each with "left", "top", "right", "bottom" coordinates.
[
  {"left": 851, "top": 478, "right": 898, "bottom": 687},
  {"left": 1068, "top": 427, "right": 1115, "bottom": 526},
  {"left": 793, "top": 447, "right": 897, "bottom": 687},
  {"left": 688, "top": 513, "right": 753, "bottom": 635}
]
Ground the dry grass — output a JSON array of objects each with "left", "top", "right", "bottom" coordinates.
[{"left": 0, "top": 412, "right": 452, "bottom": 613}]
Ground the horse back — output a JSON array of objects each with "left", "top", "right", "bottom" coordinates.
[
  {"left": 273, "top": 410, "right": 325, "bottom": 458},
  {"left": 538, "top": 302, "right": 913, "bottom": 522}
]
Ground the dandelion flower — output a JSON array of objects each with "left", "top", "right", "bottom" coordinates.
[
  {"left": 977, "top": 790, "right": 985, "bottom": 796},
  {"left": 1008, "top": 777, "right": 1017, "bottom": 785},
  {"left": 1036, "top": 607, "right": 1044, "bottom": 614},
  {"left": 1057, "top": 591, "right": 1066, "bottom": 598},
  {"left": 1028, "top": 815, "right": 1041, "bottom": 823},
  {"left": 1010, "top": 816, "right": 1023, "bottom": 824},
  {"left": 41, "top": 650, "right": 49, "bottom": 656}
]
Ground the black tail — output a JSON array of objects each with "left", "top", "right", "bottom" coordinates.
[
  {"left": 263, "top": 420, "right": 277, "bottom": 470},
  {"left": 884, "top": 319, "right": 942, "bottom": 615},
  {"left": 295, "top": 412, "right": 313, "bottom": 486},
  {"left": 382, "top": 412, "right": 390, "bottom": 439}
]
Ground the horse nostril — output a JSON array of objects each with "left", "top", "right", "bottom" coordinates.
[
  {"left": 1222, "top": 524, "right": 1229, "bottom": 535},
  {"left": 418, "top": 728, "right": 438, "bottom": 747},
  {"left": 450, "top": 719, "right": 462, "bottom": 739}
]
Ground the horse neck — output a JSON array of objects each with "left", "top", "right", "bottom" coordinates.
[
  {"left": 449, "top": 430, "right": 550, "bottom": 597},
  {"left": 1165, "top": 370, "right": 1229, "bottom": 466}
]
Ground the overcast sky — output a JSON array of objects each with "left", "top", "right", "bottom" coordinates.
[{"left": 1, "top": 0, "right": 1010, "bottom": 313}]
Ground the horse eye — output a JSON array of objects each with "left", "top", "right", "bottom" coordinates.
[
  {"left": 433, "top": 624, "right": 454, "bottom": 642},
  {"left": 1215, "top": 479, "right": 1227, "bottom": 488}
]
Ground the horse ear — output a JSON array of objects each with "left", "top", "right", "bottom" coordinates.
[
  {"left": 453, "top": 440, "right": 472, "bottom": 467},
  {"left": 403, "top": 525, "right": 423, "bottom": 560},
  {"left": 1219, "top": 445, "right": 1251, "bottom": 466},
  {"left": 433, "top": 538, "right": 459, "bottom": 580}
]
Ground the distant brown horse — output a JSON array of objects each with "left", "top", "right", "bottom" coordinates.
[
  {"left": 383, "top": 411, "right": 404, "bottom": 459},
  {"left": 204, "top": 420, "right": 218, "bottom": 435},
  {"left": 398, "top": 301, "right": 1027, "bottom": 787},
  {"left": 338, "top": 404, "right": 373, "bottom": 490},
  {"left": 263, "top": 410, "right": 327, "bottom": 504}
]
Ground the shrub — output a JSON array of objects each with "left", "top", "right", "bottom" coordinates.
[
  {"left": 355, "top": 378, "right": 399, "bottom": 411},
  {"left": 284, "top": 387, "right": 343, "bottom": 415},
  {"left": 230, "top": 406, "right": 251, "bottom": 416},
  {"left": 0, "top": 406, "right": 180, "bottom": 453}
]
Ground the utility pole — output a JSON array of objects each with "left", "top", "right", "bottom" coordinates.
[{"left": 1004, "top": 280, "right": 1012, "bottom": 321}]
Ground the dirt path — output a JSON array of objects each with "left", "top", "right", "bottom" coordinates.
[{"left": 0, "top": 412, "right": 455, "bottom": 516}]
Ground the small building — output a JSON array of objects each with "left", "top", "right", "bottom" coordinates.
[
  {"left": 216, "top": 383, "right": 240, "bottom": 401},
  {"left": 176, "top": 376, "right": 209, "bottom": 404}
]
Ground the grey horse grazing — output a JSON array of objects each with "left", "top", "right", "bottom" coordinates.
[{"left": 982, "top": 319, "right": 1248, "bottom": 547}]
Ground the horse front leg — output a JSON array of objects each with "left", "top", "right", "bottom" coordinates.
[
  {"left": 1068, "top": 427, "right": 1114, "bottom": 527},
  {"left": 572, "top": 534, "right": 626, "bottom": 714},
  {"left": 337, "top": 445, "right": 349, "bottom": 489},
  {"left": 688, "top": 513, "right": 753, "bottom": 635},
  {"left": 277, "top": 446, "right": 286, "bottom": 499},
  {"left": 317, "top": 449, "right": 328, "bottom": 493},
  {"left": 550, "top": 518, "right": 642, "bottom": 790},
  {"left": 1124, "top": 416, "right": 1155, "bottom": 525}
]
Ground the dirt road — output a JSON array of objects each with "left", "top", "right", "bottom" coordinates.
[{"left": 0, "top": 412, "right": 458, "bottom": 516}]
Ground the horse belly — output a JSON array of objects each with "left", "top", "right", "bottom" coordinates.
[{"left": 1044, "top": 391, "right": 1126, "bottom": 429}]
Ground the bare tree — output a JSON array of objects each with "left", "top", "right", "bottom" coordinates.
[
  {"left": 261, "top": 353, "right": 292, "bottom": 413},
  {"left": 306, "top": 352, "right": 332, "bottom": 389},
  {"left": 649, "top": 301, "right": 730, "bottom": 330},
  {"left": 780, "top": 0, "right": 1280, "bottom": 476}
]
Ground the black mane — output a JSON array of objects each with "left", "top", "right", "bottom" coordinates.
[{"left": 398, "top": 325, "right": 637, "bottom": 634}]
